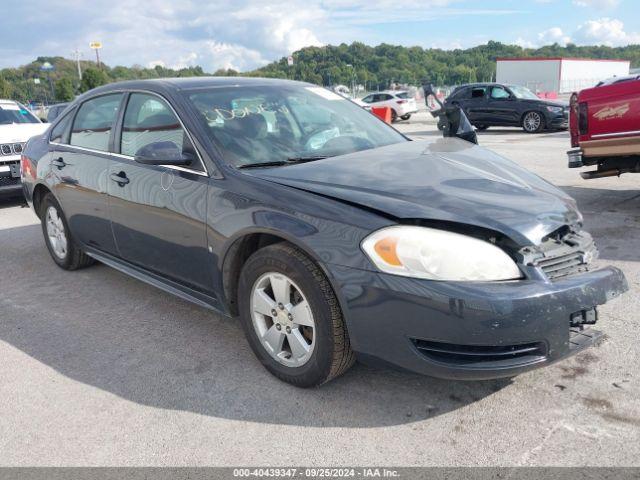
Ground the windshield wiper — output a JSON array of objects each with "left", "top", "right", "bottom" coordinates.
[
  {"left": 237, "top": 156, "right": 328, "bottom": 169},
  {"left": 286, "top": 155, "right": 328, "bottom": 163}
]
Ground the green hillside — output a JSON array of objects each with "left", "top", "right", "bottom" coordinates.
[{"left": 2, "top": 41, "right": 639, "bottom": 103}]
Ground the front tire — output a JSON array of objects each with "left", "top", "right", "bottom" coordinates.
[
  {"left": 400, "top": 114, "right": 411, "bottom": 120},
  {"left": 40, "top": 193, "right": 94, "bottom": 270},
  {"left": 238, "top": 243, "right": 355, "bottom": 387},
  {"left": 522, "top": 111, "right": 544, "bottom": 133}
]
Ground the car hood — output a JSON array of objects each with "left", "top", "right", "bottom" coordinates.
[
  {"left": 0, "top": 123, "right": 48, "bottom": 143},
  {"left": 248, "top": 139, "right": 581, "bottom": 246}
]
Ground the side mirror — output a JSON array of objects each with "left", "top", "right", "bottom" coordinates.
[{"left": 134, "top": 141, "right": 193, "bottom": 166}]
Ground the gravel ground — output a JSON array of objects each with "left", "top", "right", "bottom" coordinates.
[{"left": 0, "top": 111, "right": 638, "bottom": 466}]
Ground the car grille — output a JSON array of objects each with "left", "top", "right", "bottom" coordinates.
[
  {"left": 521, "top": 230, "right": 597, "bottom": 281},
  {"left": 411, "top": 338, "right": 547, "bottom": 367},
  {"left": 0, "top": 143, "right": 25, "bottom": 156},
  {"left": 0, "top": 175, "right": 20, "bottom": 187}
]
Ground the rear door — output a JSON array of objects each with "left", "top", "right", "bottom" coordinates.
[
  {"left": 460, "top": 86, "right": 488, "bottom": 124},
  {"left": 107, "top": 91, "right": 214, "bottom": 294},
  {"left": 50, "top": 93, "right": 123, "bottom": 254}
]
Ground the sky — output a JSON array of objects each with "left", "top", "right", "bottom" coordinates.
[{"left": 1, "top": 0, "right": 639, "bottom": 72}]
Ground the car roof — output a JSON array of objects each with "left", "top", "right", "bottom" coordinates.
[
  {"left": 596, "top": 74, "right": 640, "bottom": 86},
  {"left": 0, "top": 99, "right": 19, "bottom": 105},
  {"left": 82, "top": 76, "right": 312, "bottom": 98}
]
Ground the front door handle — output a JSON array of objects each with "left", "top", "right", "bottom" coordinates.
[
  {"left": 110, "top": 171, "right": 130, "bottom": 186},
  {"left": 52, "top": 157, "right": 66, "bottom": 169}
]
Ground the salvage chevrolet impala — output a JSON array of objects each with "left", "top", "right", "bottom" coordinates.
[{"left": 21, "top": 78, "right": 628, "bottom": 387}]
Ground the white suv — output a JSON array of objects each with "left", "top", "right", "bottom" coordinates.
[
  {"left": 360, "top": 91, "right": 418, "bottom": 122},
  {"left": 0, "top": 100, "right": 48, "bottom": 196}
]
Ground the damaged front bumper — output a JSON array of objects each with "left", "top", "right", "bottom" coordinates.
[{"left": 328, "top": 264, "right": 628, "bottom": 380}]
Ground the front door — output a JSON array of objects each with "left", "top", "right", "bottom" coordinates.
[
  {"left": 50, "top": 93, "right": 123, "bottom": 255},
  {"left": 107, "top": 92, "right": 214, "bottom": 295},
  {"left": 487, "top": 86, "right": 519, "bottom": 125}
]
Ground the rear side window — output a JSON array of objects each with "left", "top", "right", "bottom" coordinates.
[
  {"left": 395, "top": 92, "right": 410, "bottom": 99},
  {"left": 121, "top": 93, "right": 185, "bottom": 157},
  {"left": 449, "top": 87, "right": 468, "bottom": 100},
  {"left": 50, "top": 109, "right": 74, "bottom": 144},
  {"left": 70, "top": 94, "right": 123, "bottom": 152},
  {"left": 471, "top": 87, "right": 486, "bottom": 99}
]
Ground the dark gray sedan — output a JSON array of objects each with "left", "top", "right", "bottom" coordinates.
[{"left": 21, "top": 77, "right": 627, "bottom": 387}]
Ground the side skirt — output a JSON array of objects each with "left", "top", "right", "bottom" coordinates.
[{"left": 84, "top": 247, "right": 229, "bottom": 316}]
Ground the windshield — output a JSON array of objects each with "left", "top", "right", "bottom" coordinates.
[
  {"left": 509, "top": 85, "right": 539, "bottom": 100},
  {"left": 185, "top": 84, "right": 406, "bottom": 167},
  {"left": 0, "top": 103, "right": 40, "bottom": 125}
]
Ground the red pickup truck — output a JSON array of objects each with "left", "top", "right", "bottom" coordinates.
[{"left": 568, "top": 75, "right": 640, "bottom": 179}]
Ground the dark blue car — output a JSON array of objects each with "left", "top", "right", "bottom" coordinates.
[{"left": 21, "top": 77, "right": 627, "bottom": 387}]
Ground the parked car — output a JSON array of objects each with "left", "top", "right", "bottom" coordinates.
[
  {"left": 360, "top": 90, "right": 417, "bottom": 121},
  {"left": 0, "top": 99, "right": 48, "bottom": 196},
  {"left": 46, "top": 102, "right": 70, "bottom": 123},
  {"left": 444, "top": 83, "right": 569, "bottom": 133},
  {"left": 22, "top": 78, "right": 627, "bottom": 387},
  {"left": 568, "top": 76, "right": 640, "bottom": 179}
]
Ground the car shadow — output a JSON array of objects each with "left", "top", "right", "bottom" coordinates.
[
  {"left": 560, "top": 185, "right": 640, "bottom": 262},
  {"left": 0, "top": 195, "right": 26, "bottom": 209},
  {"left": 0, "top": 223, "right": 510, "bottom": 428}
]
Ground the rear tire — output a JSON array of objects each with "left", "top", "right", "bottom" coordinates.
[
  {"left": 40, "top": 193, "right": 94, "bottom": 270},
  {"left": 522, "top": 111, "right": 544, "bottom": 133},
  {"left": 400, "top": 114, "right": 411, "bottom": 121},
  {"left": 390, "top": 109, "right": 398, "bottom": 123},
  {"left": 238, "top": 243, "right": 355, "bottom": 387}
]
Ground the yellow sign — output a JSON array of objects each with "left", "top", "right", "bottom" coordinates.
[{"left": 89, "top": 41, "right": 103, "bottom": 49}]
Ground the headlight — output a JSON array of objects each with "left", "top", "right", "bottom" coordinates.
[
  {"left": 546, "top": 106, "right": 564, "bottom": 114},
  {"left": 361, "top": 226, "right": 522, "bottom": 281}
]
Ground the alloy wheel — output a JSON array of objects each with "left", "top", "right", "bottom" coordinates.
[
  {"left": 250, "top": 272, "right": 315, "bottom": 367},
  {"left": 45, "top": 206, "right": 68, "bottom": 260},
  {"left": 523, "top": 112, "right": 541, "bottom": 132}
]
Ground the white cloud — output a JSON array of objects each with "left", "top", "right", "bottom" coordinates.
[
  {"left": 0, "top": 0, "right": 529, "bottom": 71},
  {"left": 538, "top": 27, "right": 571, "bottom": 46},
  {"left": 515, "top": 17, "right": 640, "bottom": 48},
  {"left": 574, "top": 17, "right": 640, "bottom": 46},
  {"left": 573, "top": 0, "right": 619, "bottom": 8}
]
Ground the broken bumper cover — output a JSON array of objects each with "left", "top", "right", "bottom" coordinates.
[{"left": 328, "top": 264, "right": 627, "bottom": 380}]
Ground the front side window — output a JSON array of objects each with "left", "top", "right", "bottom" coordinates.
[
  {"left": 70, "top": 94, "right": 122, "bottom": 152},
  {"left": 490, "top": 86, "right": 511, "bottom": 99},
  {"left": 186, "top": 85, "right": 406, "bottom": 167},
  {"left": 50, "top": 109, "right": 74, "bottom": 144},
  {"left": 0, "top": 102, "right": 40, "bottom": 125},
  {"left": 121, "top": 93, "right": 185, "bottom": 157}
]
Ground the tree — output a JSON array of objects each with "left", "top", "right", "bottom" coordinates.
[
  {"left": 80, "top": 68, "right": 108, "bottom": 92},
  {"left": 55, "top": 77, "right": 75, "bottom": 101},
  {"left": 0, "top": 75, "right": 11, "bottom": 98}
]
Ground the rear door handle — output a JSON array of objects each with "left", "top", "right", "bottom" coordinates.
[
  {"left": 110, "top": 171, "right": 130, "bottom": 186},
  {"left": 52, "top": 157, "right": 66, "bottom": 169}
]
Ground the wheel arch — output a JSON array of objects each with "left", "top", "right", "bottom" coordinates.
[
  {"left": 219, "top": 228, "right": 343, "bottom": 318},
  {"left": 31, "top": 182, "right": 53, "bottom": 218}
]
